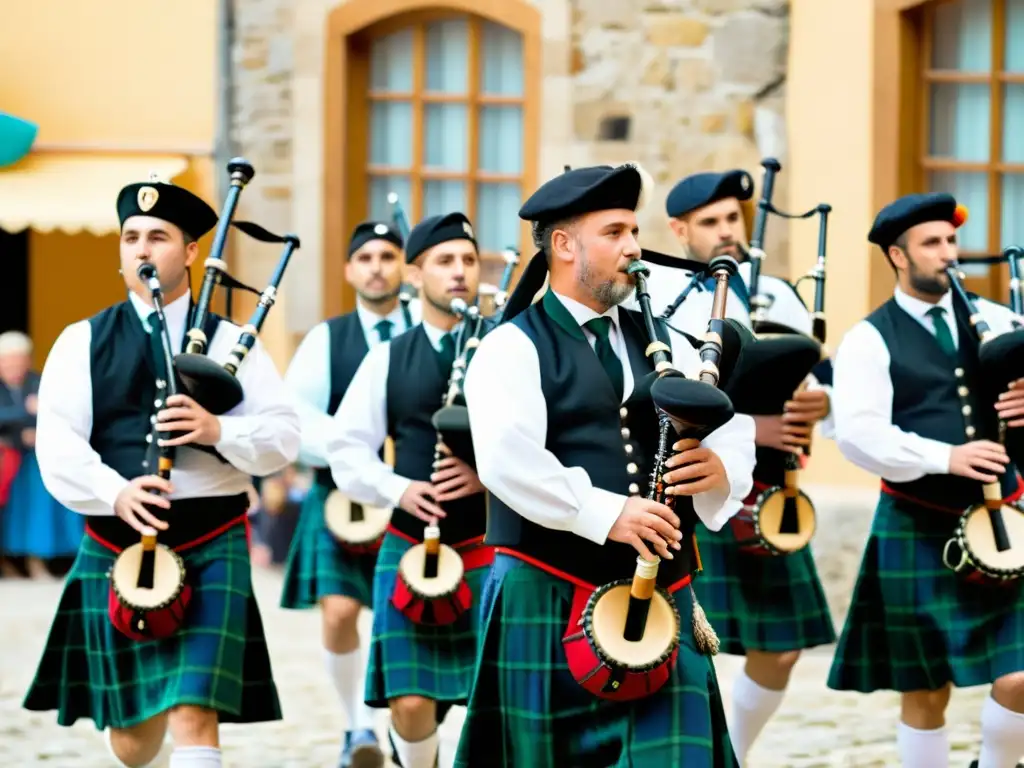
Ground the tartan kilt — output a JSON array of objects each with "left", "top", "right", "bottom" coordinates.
[
  {"left": 454, "top": 553, "right": 738, "bottom": 768},
  {"left": 692, "top": 487, "right": 836, "bottom": 655},
  {"left": 364, "top": 531, "right": 488, "bottom": 710},
  {"left": 22, "top": 523, "right": 281, "bottom": 730},
  {"left": 828, "top": 492, "right": 1024, "bottom": 693},
  {"left": 279, "top": 483, "right": 377, "bottom": 609}
]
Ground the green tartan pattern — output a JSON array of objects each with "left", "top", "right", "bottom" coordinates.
[
  {"left": 454, "top": 554, "right": 738, "bottom": 768},
  {"left": 693, "top": 514, "right": 836, "bottom": 655},
  {"left": 828, "top": 492, "right": 1024, "bottom": 693},
  {"left": 23, "top": 524, "right": 281, "bottom": 730},
  {"left": 365, "top": 532, "right": 488, "bottom": 709},
  {"left": 279, "top": 483, "right": 377, "bottom": 609}
]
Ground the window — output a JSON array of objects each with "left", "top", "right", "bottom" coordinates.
[
  {"left": 364, "top": 15, "right": 526, "bottom": 284},
  {"left": 921, "top": 0, "right": 1024, "bottom": 297}
]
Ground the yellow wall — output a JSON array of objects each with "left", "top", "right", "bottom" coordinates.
[
  {"left": 787, "top": 0, "right": 878, "bottom": 489},
  {"left": 0, "top": 0, "right": 217, "bottom": 149}
]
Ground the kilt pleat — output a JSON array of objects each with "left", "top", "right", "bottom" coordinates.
[
  {"left": 364, "top": 532, "right": 487, "bottom": 710},
  {"left": 828, "top": 493, "right": 1024, "bottom": 693},
  {"left": 22, "top": 524, "right": 282, "bottom": 730},
  {"left": 279, "top": 483, "right": 377, "bottom": 609},
  {"left": 693, "top": 520, "right": 836, "bottom": 655},
  {"left": 454, "top": 553, "right": 738, "bottom": 768}
]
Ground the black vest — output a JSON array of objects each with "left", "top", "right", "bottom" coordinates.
[
  {"left": 314, "top": 313, "right": 370, "bottom": 489},
  {"left": 866, "top": 296, "right": 1020, "bottom": 508},
  {"left": 385, "top": 324, "right": 487, "bottom": 545},
  {"left": 88, "top": 300, "right": 222, "bottom": 481},
  {"left": 486, "top": 292, "right": 698, "bottom": 588}
]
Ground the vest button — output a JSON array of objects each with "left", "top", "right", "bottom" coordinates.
[
  {"left": 962, "top": 405, "right": 972, "bottom": 416},
  {"left": 141, "top": 460, "right": 149, "bottom": 468},
  {"left": 626, "top": 462, "right": 638, "bottom": 474},
  {"left": 958, "top": 386, "right": 969, "bottom": 397},
  {"left": 965, "top": 426, "right": 976, "bottom": 438},
  {"left": 955, "top": 367, "right": 965, "bottom": 377},
  {"left": 619, "top": 407, "right": 628, "bottom": 420},
  {"left": 624, "top": 444, "right": 634, "bottom": 455},
  {"left": 145, "top": 434, "right": 153, "bottom": 444},
  {"left": 156, "top": 379, "right": 166, "bottom": 390},
  {"left": 628, "top": 483, "right": 640, "bottom": 494},
  {"left": 150, "top": 415, "right": 157, "bottom": 425},
  {"left": 621, "top": 428, "right": 630, "bottom": 440},
  {"left": 154, "top": 400, "right": 163, "bottom": 409}
]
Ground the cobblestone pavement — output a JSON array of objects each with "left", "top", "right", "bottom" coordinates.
[{"left": 1, "top": 495, "right": 994, "bottom": 767}]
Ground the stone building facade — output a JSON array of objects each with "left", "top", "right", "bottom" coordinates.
[{"left": 228, "top": 0, "right": 793, "bottom": 344}]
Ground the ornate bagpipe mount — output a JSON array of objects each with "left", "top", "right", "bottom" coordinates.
[{"left": 174, "top": 221, "right": 300, "bottom": 415}]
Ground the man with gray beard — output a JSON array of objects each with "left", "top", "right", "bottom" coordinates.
[{"left": 280, "top": 220, "right": 419, "bottom": 768}]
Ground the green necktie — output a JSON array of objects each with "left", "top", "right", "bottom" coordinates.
[
  {"left": 926, "top": 306, "right": 957, "bottom": 357},
  {"left": 375, "top": 319, "right": 393, "bottom": 342},
  {"left": 438, "top": 332, "right": 456, "bottom": 372},
  {"left": 146, "top": 312, "right": 167, "bottom": 376},
  {"left": 584, "top": 316, "right": 624, "bottom": 402}
]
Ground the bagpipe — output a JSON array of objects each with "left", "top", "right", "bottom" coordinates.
[
  {"left": 563, "top": 255, "right": 750, "bottom": 702},
  {"left": 953, "top": 246, "right": 1024, "bottom": 328},
  {"left": 939, "top": 264, "right": 1024, "bottom": 585},
  {"left": 390, "top": 297, "right": 491, "bottom": 626},
  {"left": 478, "top": 247, "right": 522, "bottom": 320},
  {"left": 388, "top": 190, "right": 418, "bottom": 321},
  {"left": 106, "top": 159, "right": 300, "bottom": 640},
  {"left": 720, "top": 158, "right": 832, "bottom": 556}
]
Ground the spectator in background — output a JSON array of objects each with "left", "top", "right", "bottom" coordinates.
[
  {"left": 0, "top": 331, "right": 83, "bottom": 579},
  {"left": 249, "top": 465, "right": 305, "bottom": 568}
]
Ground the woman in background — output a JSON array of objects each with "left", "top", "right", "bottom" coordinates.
[{"left": 0, "top": 331, "right": 82, "bottom": 579}]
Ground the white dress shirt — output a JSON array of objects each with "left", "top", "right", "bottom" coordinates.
[
  {"left": 285, "top": 298, "right": 421, "bottom": 468},
  {"left": 326, "top": 319, "right": 460, "bottom": 509},
  {"left": 35, "top": 290, "right": 301, "bottom": 516},
  {"left": 462, "top": 291, "right": 756, "bottom": 545},
  {"left": 623, "top": 258, "right": 836, "bottom": 438},
  {"left": 833, "top": 286, "right": 1024, "bottom": 482}
]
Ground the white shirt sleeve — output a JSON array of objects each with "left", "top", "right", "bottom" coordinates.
[
  {"left": 667, "top": 330, "right": 756, "bottom": 530},
  {"left": 34, "top": 322, "right": 131, "bottom": 515},
  {"left": 326, "top": 343, "right": 412, "bottom": 508},
  {"left": 212, "top": 335, "right": 302, "bottom": 477},
  {"left": 283, "top": 322, "right": 334, "bottom": 468},
  {"left": 833, "top": 320, "right": 952, "bottom": 481}
]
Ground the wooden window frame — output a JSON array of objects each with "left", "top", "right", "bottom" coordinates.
[
  {"left": 324, "top": 0, "right": 541, "bottom": 319},
  {"left": 914, "top": 0, "right": 1024, "bottom": 299}
]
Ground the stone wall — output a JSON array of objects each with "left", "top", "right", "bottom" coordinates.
[
  {"left": 228, "top": 0, "right": 794, "bottom": 346},
  {"left": 567, "top": 0, "right": 793, "bottom": 263}
]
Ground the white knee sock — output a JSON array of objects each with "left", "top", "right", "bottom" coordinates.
[
  {"left": 168, "top": 746, "right": 222, "bottom": 768},
  {"left": 978, "top": 695, "right": 1024, "bottom": 768},
  {"left": 896, "top": 722, "right": 948, "bottom": 768},
  {"left": 389, "top": 724, "right": 438, "bottom": 768},
  {"left": 324, "top": 647, "right": 377, "bottom": 731},
  {"left": 729, "top": 671, "right": 785, "bottom": 763}
]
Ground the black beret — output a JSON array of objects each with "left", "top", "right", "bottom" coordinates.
[
  {"left": 348, "top": 220, "right": 403, "bottom": 258},
  {"left": 116, "top": 179, "right": 218, "bottom": 241},
  {"left": 665, "top": 169, "right": 754, "bottom": 219},
  {"left": 518, "top": 163, "right": 651, "bottom": 226},
  {"left": 405, "top": 211, "right": 476, "bottom": 264},
  {"left": 867, "top": 192, "right": 968, "bottom": 252}
]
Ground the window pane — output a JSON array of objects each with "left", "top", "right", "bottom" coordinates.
[
  {"left": 370, "top": 28, "right": 414, "bottom": 91},
  {"left": 929, "top": 84, "right": 990, "bottom": 161},
  {"left": 1004, "top": 85, "right": 1024, "bottom": 162},
  {"left": 1003, "top": 174, "right": 1024, "bottom": 246},
  {"left": 422, "top": 180, "right": 467, "bottom": 218},
  {"left": 426, "top": 19, "right": 468, "bottom": 94},
  {"left": 929, "top": 170, "right": 989, "bottom": 275},
  {"left": 478, "top": 106, "right": 523, "bottom": 174},
  {"left": 370, "top": 102, "right": 413, "bottom": 167},
  {"left": 1007, "top": 0, "right": 1024, "bottom": 72},
  {"left": 475, "top": 183, "right": 521, "bottom": 253},
  {"left": 480, "top": 22, "right": 524, "bottom": 96},
  {"left": 368, "top": 176, "right": 412, "bottom": 222},
  {"left": 424, "top": 104, "right": 468, "bottom": 171},
  {"left": 931, "top": 0, "right": 991, "bottom": 70}
]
